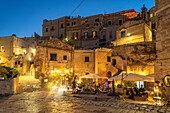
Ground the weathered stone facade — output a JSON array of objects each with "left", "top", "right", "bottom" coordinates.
[
  {"left": 112, "top": 20, "right": 152, "bottom": 46},
  {"left": 73, "top": 42, "right": 155, "bottom": 79},
  {"left": 155, "top": 0, "right": 170, "bottom": 97},
  {"left": 42, "top": 10, "right": 139, "bottom": 49},
  {"left": 34, "top": 38, "right": 73, "bottom": 78},
  {"left": 0, "top": 35, "right": 36, "bottom": 75}
]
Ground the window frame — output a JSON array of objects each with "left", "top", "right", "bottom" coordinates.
[
  {"left": 50, "top": 54, "right": 57, "bottom": 61},
  {"left": 84, "top": 56, "right": 89, "bottom": 62},
  {"left": 107, "top": 56, "right": 111, "bottom": 62},
  {"left": 63, "top": 55, "right": 67, "bottom": 60}
]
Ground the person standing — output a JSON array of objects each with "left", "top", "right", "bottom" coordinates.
[{"left": 159, "top": 83, "right": 167, "bottom": 98}]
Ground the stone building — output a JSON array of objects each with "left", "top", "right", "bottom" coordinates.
[
  {"left": 155, "top": 0, "right": 170, "bottom": 97},
  {"left": 74, "top": 42, "right": 155, "bottom": 79},
  {"left": 112, "top": 19, "right": 152, "bottom": 46},
  {"left": 34, "top": 38, "right": 73, "bottom": 78},
  {"left": 42, "top": 9, "right": 139, "bottom": 49},
  {"left": 0, "top": 35, "right": 36, "bottom": 74}
]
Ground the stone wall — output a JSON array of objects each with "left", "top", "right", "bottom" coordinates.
[
  {"left": 113, "top": 20, "right": 152, "bottom": 46},
  {"left": 155, "top": 0, "right": 170, "bottom": 97},
  {"left": 0, "top": 76, "right": 19, "bottom": 95}
]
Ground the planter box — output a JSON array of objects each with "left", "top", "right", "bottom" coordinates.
[{"left": 0, "top": 76, "right": 19, "bottom": 95}]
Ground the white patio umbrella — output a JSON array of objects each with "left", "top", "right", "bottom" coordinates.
[
  {"left": 79, "top": 73, "right": 108, "bottom": 79},
  {"left": 124, "top": 73, "right": 154, "bottom": 81},
  {"left": 146, "top": 74, "right": 155, "bottom": 82},
  {"left": 109, "top": 75, "right": 123, "bottom": 81},
  {"left": 109, "top": 73, "right": 153, "bottom": 81},
  {"left": 146, "top": 74, "right": 154, "bottom": 78}
]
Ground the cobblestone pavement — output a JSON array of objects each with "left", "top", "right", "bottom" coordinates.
[{"left": 0, "top": 89, "right": 169, "bottom": 113}]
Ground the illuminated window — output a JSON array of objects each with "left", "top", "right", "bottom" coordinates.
[
  {"left": 150, "top": 13, "right": 153, "bottom": 18},
  {"left": 50, "top": 54, "right": 57, "bottom": 61},
  {"left": 84, "top": 32, "right": 88, "bottom": 39},
  {"left": 107, "top": 56, "right": 111, "bottom": 62},
  {"left": 92, "top": 31, "right": 97, "bottom": 38},
  {"left": 108, "top": 21, "right": 112, "bottom": 25},
  {"left": 46, "top": 28, "right": 48, "bottom": 32},
  {"left": 63, "top": 55, "right": 67, "bottom": 60},
  {"left": 73, "top": 32, "right": 78, "bottom": 40},
  {"left": 85, "top": 57, "right": 89, "bottom": 62},
  {"left": 1, "top": 46, "right": 4, "bottom": 52},
  {"left": 121, "top": 31, "right": 126, "bottom": 38}
]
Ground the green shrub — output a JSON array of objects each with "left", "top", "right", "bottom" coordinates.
[{"left": 0, "top": 66, "right": 19, "bottom": 80}]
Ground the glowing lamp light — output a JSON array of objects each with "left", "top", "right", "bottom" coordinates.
[
  {"left": 51, "top": 71, "right": 55, "bottom": 73},
  {"left": 154, "top": 88, "right": 159, "bottom": 92},
  {"left": 28, "top": 57, "right": 31, "bottom": 61},
  {"left": 52, "top": 86, "right": 56, "bottom": 89},
  {"left": 77, "top": 81, "right": 81, "bottom": 84},
  {"left": 55, "top": 70, "right": 60, "bottom": 73},
  {"left": 58, "top": 88, "right": 67, "bottom": 92},
  {"left": 65, "top": 70, "right": 69, "bottom": 73},
  {"left": 44, "top": 79, "right": 48, "bottom": 82},
  {"left": 127, "top": 33, "right": 131, "bottom": 36}
]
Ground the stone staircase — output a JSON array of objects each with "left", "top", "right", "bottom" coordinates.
[{"left": 18, "top": 71, "right": 41, "bottom": 93}]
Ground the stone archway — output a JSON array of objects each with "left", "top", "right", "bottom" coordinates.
[{"left": 107, "top": 71, "right": 112, "bottom": 78}]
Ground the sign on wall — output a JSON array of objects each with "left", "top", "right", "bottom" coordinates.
[{"left": 163, "top": 74, "right": 170, "bottom": 87}]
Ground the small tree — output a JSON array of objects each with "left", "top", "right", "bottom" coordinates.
[{"left": 62, "top": 38, "right": 73, "bottom": 45}]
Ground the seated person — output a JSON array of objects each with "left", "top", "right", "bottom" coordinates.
[
  {"left": 94, "top": 86, "right": 99, "bottom": 94},
  {"left": 133, "top": 85, "right": 140, "bottom": 95},
  {"left": 139, "top": 85, "right": 148, "bottom": 97}
]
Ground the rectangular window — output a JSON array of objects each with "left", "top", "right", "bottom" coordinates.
[
  {"left": 110, "top": 31, "right": 112, "bottom": 39},
  {"left": 51, "top": 26, "right": 54, "bottom": 30},
  {"left": 50, "top": 54, "right": 57, "bottom": 61},
  {"left": 1, "top": 46, "right": 4, "bottom": 52},
  {"left": 46, "top": 28, "right": 48, "bottom": 32},
  {"left": 85, "top": 57, "right": 89, "bottom": 62},
  {"left": 63, "top": 55, "right": 67, "bottom": 60},
  {"left": 60, "top": 34, "right": 63, "bottom": 38},
  {"left": 119, "top": 20, "right": 122, "bottom": 25},
  {"left": 121, "top": 31, "right": 126, "bottom": 38},
  {"left": 107, "top": 56, "right": 111, "bottom": 62},
  {"left": 92, "top": 31, "right": 97, "bottom": 38},
  {"left": 84, "top": 32, "right": 88, "bottom": 39},
  {"left": 73, "top": 32, "right": 78, "bottom": 40},
  {"left": 67, "top": 23, "right": 70, "bottom": 26},
  {"left": 72, "top": 22, "right": 76, "bottom": 25},
  {"left": 61, "top": 24, "right": 63, "bottom": 28}
]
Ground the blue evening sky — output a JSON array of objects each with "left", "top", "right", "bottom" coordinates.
[{"left": 0, "top": 0, "right": 155, "bottom": 38}]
